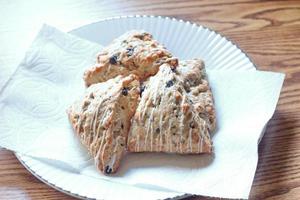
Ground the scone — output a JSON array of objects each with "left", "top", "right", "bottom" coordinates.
[
  {"left": 127, "top": 59, "right": 216, "bottom": 153},
  {"left": 84, "top": 30, "right": 178, "bottom": 86},
  {"left": 67, "top": 74, "right": 140, "bottom": 174}
]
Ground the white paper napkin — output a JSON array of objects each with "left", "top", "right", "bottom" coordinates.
[{"left": 0, "top": 25, "right": 284, "bottom": 199}]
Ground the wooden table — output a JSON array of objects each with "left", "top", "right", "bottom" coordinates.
[{"left": 0, "top": 0, "right": 299, "bottom": 199}]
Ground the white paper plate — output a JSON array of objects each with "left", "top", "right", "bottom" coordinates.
[{"left": 16, "top": 15, "right": 256, "bottom": 199}]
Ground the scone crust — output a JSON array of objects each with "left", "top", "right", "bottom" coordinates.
[
  {"left": 68, "top": 74, "right": 140, "bottom": 174},
  {"left": 84, "top": 30, "right": 178, "bottom": 86},
  {"left": 128, "top": 59, "right": 216, "bottom": 154}
]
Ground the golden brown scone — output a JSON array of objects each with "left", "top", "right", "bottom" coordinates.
[
  {"left": 83, "top": 30, "right": 178, "bottom": 87},
  {"left": 127, "top": 59, "right": 216, "bottom": 154},
  {"left": 67, "top": 75, "right": 140, "bottom": 174}
]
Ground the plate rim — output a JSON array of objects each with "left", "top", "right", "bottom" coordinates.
[
  {"left": 16, "top": 154, "right": 191, "bottom": 200},
  {"left": 15, "top": 14, "right": 257, "bottom": 200},
  {"left": 69, "top": 14, "right": 257, "bottom": 70},
  {"left": 16, "top": 154, "right": 87, "bottom": 200}
]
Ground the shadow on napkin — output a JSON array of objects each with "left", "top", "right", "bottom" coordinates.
[{"left": 113, "top": 152, "right": 214, "bottom": 177}]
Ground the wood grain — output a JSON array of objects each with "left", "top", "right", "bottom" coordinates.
[{"left": 0, "top": 0, "right": 299, "bottom": 199}]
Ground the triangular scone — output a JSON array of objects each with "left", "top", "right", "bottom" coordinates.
[
  {"left": 67, "top": 74, "right": 140, "bottom": 174},
  {"left": 128, "top": 59, "right": 216, "bottom": 154},
  {"left": 84, "top": 30, "right": 178, "bottom": 86}
]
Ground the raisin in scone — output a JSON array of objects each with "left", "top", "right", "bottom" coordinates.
[
  {"left": 127, "top": 59, "right": 216, "bottom": 154},
  {"left": 84, "top": 30, "right": 178, "bottom": 86},
  {"left": 67, "top": 74, "right": 140, "bottom": 174}
]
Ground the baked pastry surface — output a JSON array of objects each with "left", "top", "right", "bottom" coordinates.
[
  {"left": 68, "top": 74, "right": 140, "bottom": 174},
  {"left": 83, "top": 30, "right": 178, "bottom": 86},
  {"left": 68, "top": 29, "right": 217, "bottom": 174},
  {"left": 127, "top": 59, "right": 215, "bottom": 154}
]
